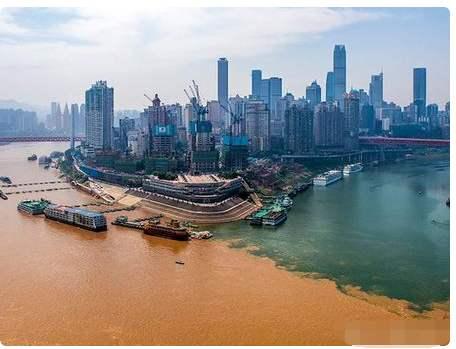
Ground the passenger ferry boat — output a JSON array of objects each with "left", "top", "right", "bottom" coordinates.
[
  {"left": 44, "top": 204, "right": 107, "bottom": 231},
  {"left": 17, "top": 199, "right": 51, "bottom": 215},
  {"left": 313, "top": 170, "right": 343, "bottom": 186},
  {"left": 343, "top": 163, "right": 363, "bottom": 176}
]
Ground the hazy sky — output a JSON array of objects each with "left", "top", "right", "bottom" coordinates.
[{"left": 0, "top": 7, "right": 450, "bottom": 111}]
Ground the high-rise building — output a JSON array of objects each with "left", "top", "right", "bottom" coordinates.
[
  {"left": 313, "top": 102, "right": 344, "bottom": 151},
  {"left": 360, "top": 104, "right": 375, "bottom": 133},
  {"left": 413, "top": 68, "right": 427, "bottom": 120},
  {"left": 251, "top": 69, "right": 262, "bottom": 98},
  {"left": 245, "top": 100, "right": 270, "bottom": 153},
  {"left": 53, "top": 103, "right": 62, "bottom": 131},
  {"left": 119, "top": 117, "right": 135, "bottom": 153},
  {"left": 306, "top": 81, "right": 321, "bottom": 109},
  {"left": 70, "top": 103, "right": 79, "bottom": 148},
  {"left": 218, "top": 58, "right": 229, "bottom": 127},
  {"left": 369, "top": 72, "right": 383, "bottom": 110},
  {"left": 426, "top": 103, "right": 439, "bottom": 129},
  {"left": 343, "top": 91, "right": 360, "bottom": 151},
  {"left": 206, "top": 100, "right": 222, "bottom": 132},
  {"left": 85, "top": 80, "right": 114, "bottom": 151},
  {"left": 79, "top": 103, "right": 86, "bottom": 135},
  {"left": 325, "top": 72, "right": 335, "bottom": 102},
  {"left": 62, "top": 103, "right": 71, "bottom": 135},
  {"left": 284, "top": 103, "right": 314, "bottom": 154},
  {"left": 260, "top": 77, "right": 282, "bottom": 120},
  {"left": 333, "top": 45, "right": 346, "bottom": 108}
]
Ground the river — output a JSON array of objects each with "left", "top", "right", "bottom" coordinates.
[{"left": 0, "top": 142, "right": 449, "bottom": 345}]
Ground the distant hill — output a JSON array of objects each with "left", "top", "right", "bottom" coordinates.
[{"left": 0, "top": 99, "right": 48, "bottom": 119}]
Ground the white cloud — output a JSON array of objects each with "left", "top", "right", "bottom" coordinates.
[{"left": 0, "top": 7, "right": 384, "bottom": 108}]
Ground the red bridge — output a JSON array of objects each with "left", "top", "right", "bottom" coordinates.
[
  {"left": 359, "top": 136, "right": 450, "bottom": 147},
  {"left": 0, "top": 136, "right": 86, "bottom": 143}
]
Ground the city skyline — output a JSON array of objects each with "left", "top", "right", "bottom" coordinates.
[{"left": 0, "top": 7, "right": 450, "bottom": 111}]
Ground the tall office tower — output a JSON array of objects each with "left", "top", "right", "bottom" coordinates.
[
  {"left": 260, "top": 77, "right": 282, "bottom": 120},
  {"left": 245, "top": 100, "right": 270, "bottom": 153},
  {"left": 358, "top": 89, "right": 369, "bottom": 108},
  {"left": 251, "top": 69, "right": 262, "bottom": 98},
  {"left": 70, "top": 104, "right": 79, "bottom": 146},
  {"left": 50, "top": 102, "right": 59, "bottom": 129},
  {"left": 218, "top": 58, "right": 229, "bottom": 127},
  {"left": 343, "top": 91, "right": 360, "bottom": 151},
  {"left": 403, "top": 103, "right": 418, "bottom": 123},
  {"left": 360, "top": 104, "right": 375, "bottom": 133},
  {"left": 325, "top": 72, "right": 335, "bottom": 102},
  {"left": 274, "top": 93, "right": 295, "bottom": 138},
  {"left": 333, "top": 45, "right": 346, "bottom": 108},
  {"left": 284, "top": 103, "right": 314, "bottom": 155},
  {"left": 313, "top": 102, "right": 344, "bottom": 151},
  {"left": 306, "top": 80, "right": 321, "bottom": 109},
  {"left": 413, "top": 68, "right": 427, "bottom": 121},
  {"left": 369, "top": 72, "right": 383, "bottom": 110},
  {"left": 119, "top": 117, "right": 135, "bottom": 153},
  {"left": 54, "top": 103, "right": 62, "bottom": 131},
  {"left": 62, "top": 103, "right": 71, "bottom": 135},
  {"left": 79, "top": 103, "right": 86, "bottom": 135},
  {"left": 85, "top": 80, "right": 114, "bottom": 151}
]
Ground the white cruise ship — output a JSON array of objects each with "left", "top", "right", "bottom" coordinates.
[
  {"left": 313, "top": 170, "right": 343, "bottom": 186},
  {"left": 343, "top": 163, "right": 363, "bottom": 176}
]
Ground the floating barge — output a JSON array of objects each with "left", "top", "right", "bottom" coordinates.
[
  {"left": 44, "top": 204, "right": 107, "bottom": 232},
  {"left": 143, "top": 221, "right": 190, "bottom": 241},
  {"left": 17, "top": 199, "right": 51, "bottom": 214},
  {"left": 247, "top": 204, "right": 287, "bottom": 227}
]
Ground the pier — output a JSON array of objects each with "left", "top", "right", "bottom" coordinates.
[{"left": 0, "top": 180, "right": 66, "bottom": 188}]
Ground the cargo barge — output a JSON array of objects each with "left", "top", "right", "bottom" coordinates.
[
  {"left": 143, "top": 221, "right": 190, "bottom": 241},
  {"left": 27, "top": 154, "right": 37, "bottom": 161},
  {"left": 44, "top": 204, "right": 107, "bottom": 232},
  {"left": 17, "top": 199, "right": 51, "bottom": 214}
]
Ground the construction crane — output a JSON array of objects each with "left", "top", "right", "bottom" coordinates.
[
  {"left": 184, "top": 80, "right": 207, "bottom": 121},
  {"left": 219, "top": 102, "right": 243, "bottom": 137},
  {"left": 144, "top": 93, "right": 154, "bottom": 104}
]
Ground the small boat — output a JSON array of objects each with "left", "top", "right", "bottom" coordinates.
[
  {"left": 0, "top": 176, "right": 12, "bottom": 184},
  {"left": 446, "top": 198, "right": 450, "bottom": 207},
  {"left": 175, "top": 261, "right": 185, "bottom": 265},
  {"left": 0, "top": 190, "right": 8, "bottom": 200},
  {"left": 27, "top": 154, "right": 37, "bottom": 161}
]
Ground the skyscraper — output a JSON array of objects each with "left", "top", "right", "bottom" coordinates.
[
  {"left": 62, "top": 103, "right": 71, "bottom": 135},
  {"left": 306, "top": 81, "right": 321, "bottom": 109},
  {"left": 369, "top": 72, "right": 383, "bottom": 110},
  {"left": 79, "top": 103, "right": 86, "bottom": 135},
  {"left": 343, "top": 91, "right": 360, "bottom": 151},
  {"left": 70, "top": 103, "right": 79, "bottom": 148},
  {"left": 251, "top": 69, "right": 262, "bottom": 99},
  {"left": 413, "top": 68, "right": 426, "bottom": 120},
  {"left": 313, "top": 102, "right": 344, "bottom": 151},
  {"left": 245, "top": 100, "right": 270, "bottom": 153},
  {"left": 325, "top": 72, "right": 335, "bottom": 102},
  {"left": 284, "top": 103, "right": 314, "bottom": 154},
  {"left": 85, "top": 80, "right": 114, "bottom": 151},
  {"left": 217, "top": 58, "right": 229, "bottom": 126},
  {"left": 333, "top": 45, "right": 346, "bottom": 108},
  {"left": 260, "top": 77, "right": 282, "bottom": 119}
]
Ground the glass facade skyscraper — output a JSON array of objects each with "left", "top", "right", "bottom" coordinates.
[
  {"left": 333, "top": 45, "right": 346, "bottom": 108},
  {"left": 413, "top": 68, "right": 426, "bottom": 120},
  {"left": 325, "top": 71, "right": 335, "bottom": 102},
  {"left": 369, "top": 72, "right": 383, "bottom": 109},
  {"left": 217, "top": 58, "right": 228, "bottom": 109},
  {"left": 251, "top": 69, "right": 262, "bottom": 99}
]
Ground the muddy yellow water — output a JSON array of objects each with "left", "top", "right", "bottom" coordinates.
[{"left": 0, "top": 143, "right": 449, "bottom": 345}]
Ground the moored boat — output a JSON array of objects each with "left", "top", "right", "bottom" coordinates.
[
  {"left": 143, "top": 222, "right": 190, "bottom": 241},
  {"left": 0, "top": 176, "right": 12, "bottom": 184},
  {"left": 27, "top": 154, "right": 37, "bottom": 161},
  {"left": 17, "top": 199, "right": 51, "bottom": 215},
  {"left": 44, "top": 204, "right": 107, "bottom": 231},
  {"left": 343, "top": 163, "right": 363, "bottom": 175},
  {"left": 313, "top": 170, "right": 343, "bottom": 186}
]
